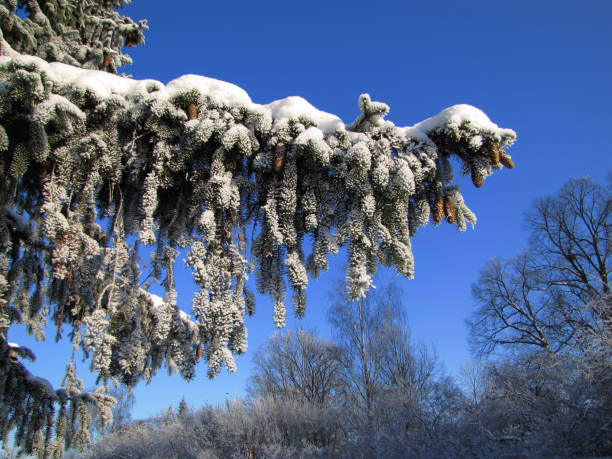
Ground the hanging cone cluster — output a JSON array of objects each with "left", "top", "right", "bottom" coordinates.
[
  {"left": 124, "top": 30, "right": 141, "bottom": 47},
  {"left": 426, "top": 119, "right": 516, "bottom": 190},
  {"left": 485, "top": 140, "right": 515, "bottom": 171}
]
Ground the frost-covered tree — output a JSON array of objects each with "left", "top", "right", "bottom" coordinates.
[
  {"left": 247, "top": 329, "right": 343, "bottom": 406},
  {"left": 0, "top": 0, "right": 515, "bottom": 454},
  {"left": 468, "top": 176, "right": 610, "bottom": 356},
  {"left": 328, "top": 281, "right": 452, "bottom": 434}
]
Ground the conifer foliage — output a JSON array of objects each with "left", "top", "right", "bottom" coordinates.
[
  {"left": 0, "top": 1, "right": 515, "bottom": 455},
  {"left": 0, "top": 0, "right": 146, "bottom": 72}
]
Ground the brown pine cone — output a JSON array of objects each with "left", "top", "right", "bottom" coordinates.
[
  {"left": 445, "top": 198, "right": 456, "bottom": 224},
  {"left": 273, "top": 143, "right": 286, "bottom": 172},
  {"left": 471, "top": 163, "right": 485, "bottom": 188},
  {"left": 125, "top": 31, "right": 138, "bottom": 47},
  {"left": 487, "top": 142, "right": 501, "bottom": 165},
  {"left": 187, "top": 104, "right": 198, "bottom": 121},
  {"left": 500, "top": 152, "right": 515, "bottom": 169},
  {"left": 433, "top": 196, "right": 444, "bottom": 224}
]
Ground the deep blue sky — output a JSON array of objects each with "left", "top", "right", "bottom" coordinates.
[{"left": 9, "top": 0, "right": 611, "bottom": 419}]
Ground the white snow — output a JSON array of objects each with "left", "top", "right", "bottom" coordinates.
[
  {"left": 166, "top": 74, "right": 252, "bottom": 106},
  {"left": 0, "top": 55, "right": 345, "bottom": 132},
  {"left": 0, "top": 54, "right": 514, "bottom": 143},
  {"left": 143, "top": 290, "right": 192, "bottom": 322},
  {"left": 264, "top": 96, "right": 344, "bottom": 134},
  {"left": 411, "top": 104, "right": 516, "bottom": 138},
  {"left": 1, "top": 55, "right": 163, "bottom": 99},
  {"left": 146, "top": 291, "right": 164, "bottom": 308},
  {"left": 398, "top": 126, "right": 433, "bottom": 144},
  {"left": 51, "top": 66, "right": 161, "bottom": 99},
  {"left": 294, "top": 126, "right": 325, "bottom": 146},
  {"left": 7, "top": 342, "right": 19, "bottom": 348}
]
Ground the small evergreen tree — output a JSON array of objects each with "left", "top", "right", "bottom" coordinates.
[
  {"left": 177, "top": 397, "right": 190, "bottom": 419},
  {"left": 0, "top": 0, "right": 516, "bottom": 455}
]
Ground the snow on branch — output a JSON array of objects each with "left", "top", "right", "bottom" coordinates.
[{"left": 0, "top": 48, "right": 515, "bottom": 385}]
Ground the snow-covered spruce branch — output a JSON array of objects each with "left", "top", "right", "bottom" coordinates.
[
  {"left": 0, "top": 0, "right": 147, "bottom": 73},
  {"left": 0, "top": 50, "right": 515, "bottom": 384},
  {"left": 0, "top": 340, "right": 115, "bottom": 457}
]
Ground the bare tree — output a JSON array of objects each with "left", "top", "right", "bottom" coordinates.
[
  {"left": 527, "top": 176, "right": 611, "bottom": 302},
  {"left": 327, "top": 279, "right": 448, "bottom": 430},
  {"left": 327, "top": 281, "right": 404, "bottom": 421},
  {"left": 468, "top": 176, "right": 611, "bottom": 356},
  {"left": 247, "top": 329, "right": 344, "bottom": 406},
  {"left": 469, "top": 254, "right": 575, "bottom": 354},
  {"left": 458, "top": 359, "right": 491, "bottom": 406},
  {"left": 379, "top": 311, "right": 437, "bottom": 389},
  {"left": 378, "top": 318, "right": 444, "bottom": 425}
]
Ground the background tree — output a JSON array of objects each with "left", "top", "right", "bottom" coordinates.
[
  {"left": 464, "top": 176, "right": 612, "bottom": 456},
  {"left": 461, "top": 340, "right": 612, "bottom": 457},
  {"left": 247, "top": 329, "right": 343, "bottom": 406},
  {"left": 177, "top": 397, "right": 190, "bottom": 419},
  {"left": 0, "top": 0, "right": 516, "bottom": 454},
  {"left": 468, "top": 176, "right": 611, "bottom": 356},
  {"left": 327, "top": 282, "right": 401, "bottom": 423},
  {"left": 458, "top": 359, "right": 491, "bottom": 407},
  {"left": 327, "top": 280, "right": 452, "bottom": 434},
  {"left": 528, "top": 176, "right": 611, "bottom": 301}
]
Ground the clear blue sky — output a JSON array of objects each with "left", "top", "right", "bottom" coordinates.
[{"left": 8, "top": 0, "right": 611, "bottom": 419}]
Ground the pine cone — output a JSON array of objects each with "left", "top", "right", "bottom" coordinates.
[
  {"left": 433, "top": 196, "right": 444, "bottom": 224},
  {"left": 471, "top": 166, "right": 484, "bottom": 188},
  {"left": 273, "top": 143, "right": 286, "bottom": 172},
  {"left": 445, "top": 198, "right": 456, "bottom": 224},
  {"left": 187, "top": 104, "right": 198, "bottom": 121},
  {"left": 487, "top": 142, "right": 501, "bottom": 165},
  {"left": 124, "top": 31, "right": 138, "bottom": 47},
  {"left": 103, "top": 53, "right": 112, "bottom": 68},
  {"left": 195, "top": 345, "right": 202, "bottom": 362},
  {"left": 500, "top": 152, "right": 515, "bottom": 169}
]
